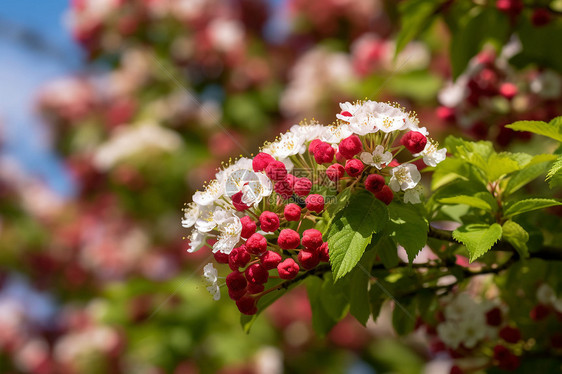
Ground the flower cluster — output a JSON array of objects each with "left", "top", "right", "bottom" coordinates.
[{"left": 183, "top": 100, "right": 445, "bottom": 314}]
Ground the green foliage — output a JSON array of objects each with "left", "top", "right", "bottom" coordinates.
[
  {"left": 348, "top": 248, "right": 378, "bottom": 325},
  {"left": 386, "top": 202, "right": 429, "bottom": 264},
  {"left": 504, "top": 198, "right": 562, "bottom": 218},
  {"left": 547, "top": 155, "right": 562, "bottom": 188},
  {"left": 506, "top": 117, "right": 562, "bottom": 142},
  {"left": 395, "top": 0, "right": 446, "bottom": 55},
  {"left": 327, "top": 191, "right": 389, "bottom": 280},
  {"left": 453, "top": 223, "right": 503, "bottom": 262},
  {"left": 501, "top": 220, "right": 529, "bottom": 259}
]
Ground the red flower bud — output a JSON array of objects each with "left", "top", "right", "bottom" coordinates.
[
  {"left": 252, "top": 152, "right": 275, "bottom": 172},
  {"left": 226, "top": 271, "right": 247, "bottom": 291},
  {"left": 345, "top": 159, "right": 364, "bottom": 177},
  {"left": 319, "top": 242, "right": 330, "bottom": 262},
  {"left": 236, "top": 296, "right": 257, "bottom": 315},
  {"left": 245, "top": 263, "right": 269, "bottom": 284},
  {"left": 338, "top": 135, "right": 363, "bottom": 159},
  {"left": 365, "top": 174, "right": 385, "bottom": 194},
  {"left": 499, "top": 326, "right": 521, "bottom": 343},
  {"left": 278, "top": 229, "right": 301, "bottom": 250},
  {"left": 260, "top": 251, "right": 282, "bottom": 270},
  {"left": 313, "top": 142, "right": 335, "bottom": 164},
  {"left": 240, "top": 216, "right": 257, "bottom": 239},
  {"left": 294, "top": 178, "right": 312, "bottom": 196},
  {"left": 301, "top": 229, "right": 323, "bottom": 251},
  {"left": 374, "top": 185, "right": 393, "bottom": 205},
  {"left": 259, "top": 211, "right": 280, "bottom": 232},
  {"left": 485, "top": 307, "right": 503, "bottom": 326},
  {"left": 298, "top": 250, "right": 320, "bottom": 270},
  {"left": 305, "top": 194, "right": 324, "bottom": 213},
  {"left": 284, "top": 203, "right": 302, "bottom": 221},
  {"left": 265, "top": 161, "right": 287, "bottom": 182},
  {"left": 401, "top": 131, "right": 427, "bottom": 154},
  {"left": 277, "top": 258, "right": 299, "bottom": 279},
  {"left": 326, "top": 163, "right": 345, "bottom": 182},
  {"left": 213, "top": 251, "right": 229, "bottom": 264},
  {"left": 228, "top": 246, "right": 251, "bottom": 270},
  {"left": 246, "top": 233, "right": 267, "bottom": 255}
]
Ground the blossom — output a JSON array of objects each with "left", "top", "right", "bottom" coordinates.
[
  {"left": 187, "top": 230, "right": 206, "bottom": 253},
  {"left": 181, "top": 203, "right": 200, "bottom": 228},
  {"left": 321, "top": 123, "right": 353, "bottom": 144},
  {"left": 203, "top": 263, "right": 221, "bottom": 301},
  {"left": 359, "top": 145, "right": 392, "bottom": 169},
  {"left": 403, "top": 185, "right": 423, "bottom": 204},
  {"left": 348, "top": 101, "right": 413, "bottom": 135},
  {"left": 437, "top": 321, "right": 463, "bottom": 349},
  {"left": 416, "top": 139, "right": 447, "bottom": 167},
  {"left": 537, "top": 283, "right": 556, "bottom": 305},
  {"left": 193, "top": 179, "right": 224, "bottom": 206},
  {"left": 213, "top": 215, "right": 242, "bottom": 255},
  {"left": 336, "top": 101, "right": 362, "bottom": 122},
  {"left": 389, "top": 164, "right": 421, "bottom": 192}
]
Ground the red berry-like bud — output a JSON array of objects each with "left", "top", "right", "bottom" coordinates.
[
  {"left": 259, "top": 211, "right": 280, "bottom": 232},
  {"left": 260, "top": 251, "right": 282, "bottom": 270},
  {"left": 388, "top": 159, "right": 400, "bottom": 167},
  {"left": 286, "top": 173, "right": 297, "bottom": 188},
  {"left": 314, "top": 142, "right": 335, "bottom": 164},
  {"left": 278, "top": 229, "right": 301, "bottom": 249},
  {"left": 228, "top": 246, "right": 251, "bottom": 270},
  {"left": 319, "top": 242, "right": 329, "bottom": 262},
  {"left": 326, "top": 163, "right": 345, "bottom": 182},
  {"left": 231, "top": 191, "right": 250, "bottom": 211},
  {"left": 252, "top": 152, "right": 275, "bottom": 172},
  {"left": 265, "top": 161, "right": 287, "bottom": 182},
  {"left": 298, "top": 250, "right": 319, "bottom": 270},
  {"left": 301, "top": 229, "right": 323, "bottom": 251},
  {"left": 496, "top": 0, "right": 523, "bottom": 16},
  {"left": 345, "top": 159, "right": 364, "bottom": 177},
  {"left": 247, "top": 282, "right": 265, "bottom": 294},
  {"left": 365, "top": 174, "right": 385, "bottom": 194},
  {"left": 294, "top": 178, "right": 312, "bottom": 196},
  {"left": 499, "top": 82, "right": 518, "bottom": 100},
  {"left": 214, "top": 251, "right": 229, "bottom": 264},
  {"left": 550, "top": 332, "right": 562, "bottom": 349},
  {"left": 336, "top": 151, "right": 346, "bottom": 164},
  {"left": 226, "top": 271, "right": 247, "bottom": 291},
  {"left": 436, "top": 106, "right": 456, "bottom": 122},
  {"left": 245, "top": 263, "right": 269, "bottom": 284},
  {"left": 305, "top": 194, "right": 324, "bottom": 213},
  {"left": 246, "top": 233, "right": 267, "bottom": 255},
  {"left": 274, "top": 180, "right": 293, "bottom": 199},
  {"left": 530, "top": 304, "right": 550, "bottom": 321},
  {"left": 375, "top": 185, "right": 393, "bottom": 205},
  {"left": 338, "top": 135, "right": 363, "bottom": 159},
  {"left": 308, "top": 139, "right": 322, "bottom": 154},
  {"left": 401, "top": 131, "right": 427, "bottom": 154},
  {"left": 284, "top": 203, "right": 301, "bottom": 221},
  {"left": 236, "top": 296, "right": 257, "bottom": 315},
  {"left": 486, "top": 307, "right": 503, "bottom": 326},
  {"left": 277, "top": 258, "right": 299, "bottom": 279},
  {"left": 228, "top": 287, "right": 246, "bottom": 300},
  {"left": 532, "top": 8, "right": 551, "bottom": 27},
  {"left": 340, "top": 110, "right": 352, "bottom": 117},
  {"left": 499, "top": 326, "right": 521, "bottom": 343},
  {"left": 240, "top": 216, "right": 257, "bottom": 239}
]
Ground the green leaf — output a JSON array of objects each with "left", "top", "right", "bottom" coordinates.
[
  {"left": 392, "top": 296, "right": 417, "bottom": 336},
  {"left": 502, "top": 220, "right": 529, "bottom": 259},
  {"left": 437, "top": 195, "right": 495, "bottom": 212},
  {"left": 387, "top": 202, "right": 429, "bottom": 264},
  {"left": 369, "top": 281, "right": 386, "bottom": 322},
  {"left": 506, "top": 117, "right": 562, "bottom": 142},
  {"left": 504, "top": 198, "right": 562, "bottom": 218},
  {"left": 327, "top": 191, "right": 389, "bottom": 280},
  {"left": 547, "top": 155, "right": 562, "bottom": 189},
  {"left": 320, "top": 273, "right": 350, "bottom": 321},
  {"left": 506, "top": 154, "right": 558, "bottom": 194},
  {"left": 395, "top": 0, "right": 445, "bottom": 55},
  {"left": 375, "top": 236, "right": 399, "bottom": 269},
  {"left": 453, "top": 223, "right": 502, "bottom": 262},
  {"left": 486, "top": 153, "right": 521, "bottom": 181},
  {"left": 306, "top": 276, "right": 338, "bottom": 336},
  {"left": 348, "top": 249, "right": 377, "bottom": 326},
  {"left": 450, "top": 8, "right": 509, "bottom": 79}
]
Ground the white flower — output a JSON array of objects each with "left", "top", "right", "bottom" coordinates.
[
  {"left": 359, "top": 145, "right": 392, "bottom": 169},
  {"left": 203, "top": 263, "right": 218, "bottom": 284},
  {"left": 321, "top": 124, "right": 353, "bottom": 144},
  {"left": 336, "top": 101, "right": 362, "bottom": 122},
  {"left": 537, "top": 283, "right": 556, "bottom": 305},
  {"left": 403, "top": 185, "right": 423, "bottom": 204},
  {"left": 192, "top": 179, "right": 224, "bottom": 206},
  {"left": 437, "top": 321, "right": 463, "bottom": 349},
  {"left": 187, "top": 230, "right": 206, "bottom": 253},
  {"left": 459, "top": 316, "right": 487, "bottom": 349},
  {"left": 213, "top": 215, "right": 242, "bottom": 254},
  {"left": 553, "top": 298, "right": 562, "bottom": 313},
  {"left": 444, "top": 293, "right": 479, "bottom": 321},
  {"left": 263, "top": 132, "right": 306, "bottom": 160},
  {"left": 416, "top": 139, "right": 447, "bottom": 167},
  {"left": 389, "top": 164, "right": 421, "bottom": 192},
  {"left": 203, "top": 263, "right": 220, "bottom": 301},
  {"left": 195, "top": 206, "right": 219, "bottom": 232},
  {"left": 530, "top": 70, "right": 561, "bottom": 99},
  {"left": 181, "top": 203, "right": 200, "bottom": 228},
  {"left": 289, "top": 122, "right": 325, "bottom": 142},
  {"left": 348, "top": 101, "right": 412, "bottom": 135}
]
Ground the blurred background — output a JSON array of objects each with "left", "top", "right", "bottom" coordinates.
[{"left": 0, "top": 0, "right": 561, "bottom": 373}]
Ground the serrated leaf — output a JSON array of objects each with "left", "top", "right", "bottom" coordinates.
[
  {"left": 306, "top": 276, "right": 338, "bottom": 336},
  {"left": 375, "top": 236, "right": 399, "bottom": 269},
  {"left": 328, "top": 191, "right": 389, "bottom": 280},
  {"left": 502, "top": 220, "right": 529, "bottom": 259},
  {"left": 453, "top": 223, "right": 502, "bottom": 262},
  {"left": 506, "top": 155, "right": 558, "bottom": 195},
  {"left": 547, "top": 155, "right": 562, "bottom": 189},
  {"left": 387, "top": 202, "right": 429, "bottom": 264},
  {"left": 431, "top": 158, "right": 487, "bottom": 190},
  {"left": 348, "top": 249, "right": 377, "bottom": 325},
  {"left": 395, "top": 0, "right": 445, "bottom": 55},
  {"left": 392, "top": 296, "right": 417, "bottom": 336},
  {"left": 504, "top": 198, "right": 562, "bottom": 218},
  {"left": 437, "top": 195, "right": 495, "bottom": 211},
  {"left": 486, "top": 153, "right": 521, "bottom": 181},
  {"left": 320, "top": 273, "right": 349, "bottom": 321},
  {"left": 506, "top": 117, "right": 562, "bottom": 142},
  {"left": 369, "top": 281, "right": 387, "bottom": 322}
]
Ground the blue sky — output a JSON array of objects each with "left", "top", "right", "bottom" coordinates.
[{"left": 0, "top": 0, "right": 81, "bottom": 196}]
